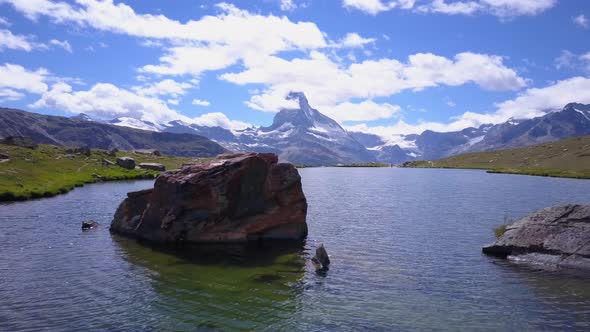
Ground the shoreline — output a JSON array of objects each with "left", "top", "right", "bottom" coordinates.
[{"left": 0, "top": 173, "right": 156, "bottom": 202}]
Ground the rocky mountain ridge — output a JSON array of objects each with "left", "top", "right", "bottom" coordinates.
[
  {"left": 0, "top": 107, "right": 226, "bottom": 157},
  {"left": 3, "top": 97, "right": 590, "bottom": 165}
]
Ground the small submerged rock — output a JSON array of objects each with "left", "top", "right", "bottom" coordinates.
[
  {"left": 482, "top": 204, "right": 590, "bottom": 271},
  {"left": 82, "top": 220, "right": 99, "bottom": 231},
  {"left": 312, "top": 243, "right": 330, "bottom": 271}
]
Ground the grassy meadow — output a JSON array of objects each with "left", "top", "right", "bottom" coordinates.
[
  {"left": 404, "top": 135, "right": 590, "bottom": 179},
  {"left": 0, "top": 144, "right": 206, "bottom": 201}
]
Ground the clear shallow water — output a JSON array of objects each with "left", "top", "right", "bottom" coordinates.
[{"left": 1, "top": 168, "right": 590, "bottom": 331}]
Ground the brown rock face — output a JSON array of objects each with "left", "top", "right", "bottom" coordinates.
[{"left": 110, "top": 153, "right": 308, "bottom": 243}]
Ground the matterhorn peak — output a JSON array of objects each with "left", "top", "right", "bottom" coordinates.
[{"left": 286, "top": 91, "right": 311, "bottom": 110}]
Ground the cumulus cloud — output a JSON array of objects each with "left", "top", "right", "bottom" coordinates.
[
  {"left": 0, "top": 29, "right": 71, "bottom": 52},
  {"left": 344, "top": 0, "right": 557, "bottom": 17},
  {"left": 192, "top": 99, "right": 211, "bottom": 107},
  {"left": 29, "top": 80, "right": 248, "bottom": 130},
  {"left": 221, "top": 50, "right": 526, "bottom": 122},
  {"left": 0, "top": 29, "right": 36, "bottom": 51},
  {"left": 555, "top": 50, "right": 590, "bottom": 72},
  {"left": 132, "top": 79, "right": 193, "bottom": 97},
  {"left": 343, "top": 0, "right": 416, "bottom": 15},
  {"left": 321, "top": 100, "right": 401, "bottom": 122},
  {"left": 573, "top": 14, "right": 589, "bottom": 28},
  {"left": 48, "top": 39, "right": 72, "bottom": 52},
  {"left": 337, "top": 32, "right": 376, "bottom": 48},
  {"left": 30, "top": 82, "right": 183, "bottom": 123},
  {"left": 0, "top": 63, "right": 48, "bottom": 95},
  {"left": 2, "top": 0, "right": 327, "bottom": 80},
  {"left": 191, "top": 112, "right": 250, "bottom": 130},
  {"left": 0, "top": 88, "right": 25, "bottom": 103},
  {"left": 348, "top": 76, "right": 590, "bottom": 137}
]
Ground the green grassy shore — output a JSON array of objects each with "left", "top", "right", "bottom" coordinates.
[
  {"left": 0, "top": 144, "right": 205, "bottom": 201},
  {"left": 336, "top": 163, "right": 392, "bottom": 167},
  {"left": 404, "top": 135, "right": 590, "bottom": 179}
]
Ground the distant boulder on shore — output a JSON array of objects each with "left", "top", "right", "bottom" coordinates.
[
  {"left": 138, "top": 163, "right": 165, "bottom": 171},
  {"left": 483, "top": 204, "right": 590, "bottom": 270},
  {"left": 116, "top": 157, "right": 136, "bottom": 170},
  {"left": 110, "top": 153, "right": 308, "bottom": 244}
]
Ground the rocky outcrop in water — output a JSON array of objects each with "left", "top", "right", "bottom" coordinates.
[
  {"left": 110, "top": 153, "right": 308, "bottom": 243},
  {"left": 82, "top": 220, "right": 99, "bottom": 231},
  {"left": 483, "top": 204, "right": 590, "bottom": 270},
  {"left": 312, "top": 244, "right": 330, "bottom": 271}
]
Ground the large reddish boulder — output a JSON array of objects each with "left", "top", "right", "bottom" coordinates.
[{"left": 110, "top": 153, "right": 308, "bottom": 243}]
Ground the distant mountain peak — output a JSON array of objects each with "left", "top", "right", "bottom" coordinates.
[
  {"left": 286, "top": 91, "right": 310, "bottom": 110},
  {"left": 70, "top": 113, "right": 94, "bottom": 122}
]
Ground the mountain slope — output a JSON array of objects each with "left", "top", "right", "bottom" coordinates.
[
  {"left": 404, "top": 135, "right": 590, "bottom": 179},
  {"left": 251, "top": 92, "right": 374, "bottom": 165},
  {"left": 160, "top": 92, "right": 374, "bottom": 165},
  {"left": 355, "top": 103, "right": 590, "bottom": 164},
  {"left": 0, "top": 108, "right": 226, "bottom": 157}
]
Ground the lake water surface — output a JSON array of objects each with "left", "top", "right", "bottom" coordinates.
[{"left": 1, "top": 168, "right": 590, "bottom": 331}]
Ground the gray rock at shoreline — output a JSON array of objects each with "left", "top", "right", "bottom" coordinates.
[
  {"left": 138, "top": 163, "right": 165, "bottom": 171},
  {"left": 482, "top": 204, "right": 590, "bottom": 270},
  {"left": 116, "top": 157, "right": 135, "bottom": 170}
]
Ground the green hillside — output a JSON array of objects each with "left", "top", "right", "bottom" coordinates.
[
  {"left": 404, "top": 135, "right": 590, "bottom": 179},
  {"left": 0, "top": 144, "right": 206, "bottom": 201}
]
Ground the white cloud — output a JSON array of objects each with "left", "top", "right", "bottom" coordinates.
[
  {"left": 0, "top": 29, "right": 72, "bottom": 53},
  {"left": 132, "top": 79, "right": 193, "bottom": 97},
  {"left": 0, "top": 88, "right": 25, "bottom": 102},
  {"left": 344, "top": 0, "right": 556, "bottom": 17},
  {"left": 554, "top": 50, "right": 590, "bottom": 72},
  {"left": 0, "top": 17, "right": 9, "bottom": 26},
  {"left": 338, "top": 32, "right": 376, "bottom": 48},
  {"left": 321, "top": 100, "right": 401, "bottom": 122},
  {"left": 447, "top": 100, "right": 456, "bottom": 107},
  {"left": 192, "top": 99, "right": 211, "bottom": 107},
  {"left": 348, "top": 76, "right": 590, "bottom": 137},
  {"left": 29, "top": 80, "right": 248, "bottom": 130},
  {"left": 0, "top": 63, "right": 48, "bottom": 94},
  {"left": 493, "top": 76, "right": 590, "bottom": 118},
  {"left": 30, "top": 82, "right": 184, "bottom": 123},
  {"left": 573, "top": 14, "right": 589, "bottom": 28},
  {"left": 418, "top": 0, "right": 481, "bottom": 15},
  {"left": 280, "top": 0, "right": 297, "bottom": 11},
  {"left": 48, "top": 39, "right": 72, "bottom": 53},
  {"left": 0, "top": 29, "right": 35, "bottom": 51},
  {"left": 343, "top": 0, "right": 415, "bottom": 15},
  {"left": 221, "top": 50, "right": 526, "bottom": 122},
  {"left": 3, "top": 0, "right": 327, "bottom": 75},
  {"left": 191, "top": 112, "right": 250, "bottom": 130}
]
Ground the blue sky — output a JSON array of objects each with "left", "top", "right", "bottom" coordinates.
[{"left": 0, "top": 0, "right": 589, "bottom": 136}]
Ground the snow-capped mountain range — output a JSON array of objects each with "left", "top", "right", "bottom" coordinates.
[{"left": 98, "top": 95, "right": 590, "bottom": 165}]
